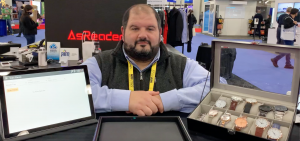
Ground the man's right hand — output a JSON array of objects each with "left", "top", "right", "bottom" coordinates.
[
  {"left": 294, "top": 21, "right": 298, "bottom": 25},
  {"left": 129, "top": 91, "right": 163, "bottom": 116}
]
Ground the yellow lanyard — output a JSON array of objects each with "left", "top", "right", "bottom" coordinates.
[{"left": 128, "top": 61, "right": 157, "bottom": 91}]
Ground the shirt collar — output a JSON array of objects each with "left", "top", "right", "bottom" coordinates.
[{"left": 122, "top": 45, "right": 161, "bottom": 72}]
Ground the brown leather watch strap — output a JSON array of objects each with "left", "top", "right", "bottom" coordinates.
[
  {"left": 235, "top": 126, "right": 241, "bottom": 131},
  {"left": 255, "top": 127, "right": 264, "bottom": 137},
  {"left": 230, "top": 101, "right": 238, "bottom": 110}
]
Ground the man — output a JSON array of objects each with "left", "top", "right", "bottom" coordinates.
[
  {"left": 16, "top": 6, "right": 24, "bottom": 37},
  {"left": 271, "top": 8, "right": 299, "bottom": 69},
  {"left": 276, "top": 7, "right": 292, "bottom": 44},
  {"left": 199, "top": 12, "right": 203, "bottom": 25},
  {"left": 1, "top": 4, "right": 13, "bottom": 35},
  {"left": 253, "top": 10, "right": 263, "bottom": 39},
  {"left": 82, "top": 4, "right": 214, "bottom": 116}
]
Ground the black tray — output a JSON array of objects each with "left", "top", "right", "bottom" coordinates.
[{"left": 93, "top": 116, "right": 192, "bottom": 141}]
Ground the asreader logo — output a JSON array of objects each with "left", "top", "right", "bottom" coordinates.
[{"left": 68, "top": 30, "right": 122, "bottom": 41}]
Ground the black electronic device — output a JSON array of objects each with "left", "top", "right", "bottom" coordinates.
[
  {"left": 0, "top": 55, "right": 17, "bottom": 61},
  {"left": 10, "top": 66, "right": 28, "bottom": 70},
  {"left": 0, "top": 65, "right": 97, "bottom": 141}
]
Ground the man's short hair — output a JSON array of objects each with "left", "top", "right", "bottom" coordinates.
[
  {"left": 291, "top": 8, "right": 299, "bottom": 15},
  {"left": 5, "top": 4, "right": 9, "bottom": 7},
  {"left": 122, "top": 4, "right": 161, "bottom": 30},
  {"left": 286, "top": 7, "right": 293, "bottom": 13}
]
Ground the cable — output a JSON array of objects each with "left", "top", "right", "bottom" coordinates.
[{"left": 200, "top": 60, "right": 213, "bottom": 102}]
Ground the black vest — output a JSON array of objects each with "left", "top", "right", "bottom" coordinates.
[{"left": 94, "top": 41, "right": 187, "bottom": 93}]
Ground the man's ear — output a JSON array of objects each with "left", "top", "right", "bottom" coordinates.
[{"left": 121, "top": 26, "right": 125, "bottom": 41}]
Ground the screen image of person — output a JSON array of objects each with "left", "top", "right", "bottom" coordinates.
[
  {"left": 3, "top": 69, "right": 91, "bottom": 134},
  {"left": 82, "top": 4, "right": 226, "bottom": 116}
]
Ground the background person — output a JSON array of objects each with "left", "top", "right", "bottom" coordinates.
[
  {"left": 16, "top": 6, "right": 24, "bottom": 37},
  {"left": 187, "top": 9, "right": 197, "bottom": 52},
  {"left": 276, "top": 7, "right": 292, "bottom": 44},
  {"left": 271, "top": 8, "right": 300, "bottom": 69},
  {"left": 1, "top": 4, "right": 13, "bottom": 35},
  {"left": 253, "top": 10, "right": 263, "bottom": 39},
  {"left": 21, "top": 5, "right": 42, "bottom": 45}
]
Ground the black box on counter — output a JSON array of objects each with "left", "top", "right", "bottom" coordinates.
[
  {"left": 187, "top": 40, "right": 300, "bottom": 141},
  {"left": 93, "top": 116, "right": 192, "bottom": 141}
]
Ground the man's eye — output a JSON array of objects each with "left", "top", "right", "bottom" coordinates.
[
  {"left": 148, "top": 28, "right": 154, "bottom": 31},
  {"left": 132, "top": 28, "right": 138, "bottom": 30}
]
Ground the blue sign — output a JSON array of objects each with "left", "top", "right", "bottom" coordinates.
[
  {"left": 167, "top": 0, "right": 176, "bottom": 2},
  {"left": 204, "top": 0, "right": 209, "bottom": 2},
  {"left": 185, "top": 0, "right": 193, "bottom": 3}
]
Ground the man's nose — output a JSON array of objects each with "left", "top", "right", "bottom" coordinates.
[{"left": 137, "top": 29, "right": 148, "bottom": 40}]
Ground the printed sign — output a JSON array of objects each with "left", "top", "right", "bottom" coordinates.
[
  {"left": 147, "top": 0, "right": 167, "bottom": 5},
  {"left": 47, "top": 42, "right": 61, "bottom": 60},
  {"left": 60, "top": 48, "right": 79, "bottom": 61}
]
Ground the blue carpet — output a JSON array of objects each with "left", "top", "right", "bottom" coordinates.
[{"left": 0, "top": 29, "right": 45, "bottom": 47}]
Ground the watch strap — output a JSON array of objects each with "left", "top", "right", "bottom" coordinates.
[
  {"left": 255, "top": 127, "right": 264, "bottom": 137},
  {"left": 230, "top": 100, "right": 238, "bottom": 111},
  {"left": 244, "top": 103, "right": 252, "bottom": 113},
  {"left": 272, "top": 123, "right": 280, "bottom": 129},
  {"left": 235, "top": 126, "right": 241, "bottom": 131},
  {"left": 259, "top": 111, "right": 268, "bottom": 117}
]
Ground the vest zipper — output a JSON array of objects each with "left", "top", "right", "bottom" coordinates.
[{"left": 140, "top": 72, "right": 144, "bottom": 90}]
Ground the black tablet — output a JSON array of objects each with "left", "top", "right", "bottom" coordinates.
[{"left": 0, "top": 65, "right": 95, "bottom": 139}]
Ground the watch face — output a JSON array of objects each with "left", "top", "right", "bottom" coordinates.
[
  {"left": 259, "top": 105, "right": 272, "bottom": 112},
  {"left": 256, "top": 118, "right": 270, "bottom": 128},
  {"left": 209, "top": 110, "right": 218, "bottom": 116},
  {"left": 215, "top": 100, "right": 227, "bottom": 108},
  {"left": 245, "top": 98, "right": 257, "bottom": 103},
  {"left": 235, "top": 117, "right": 248, "bottom": 128},
  {"left": 221, "top": 113, "right": 231, "bottom": 121},
  {"left": 274, "top": 105, "right": 288, "bottom": 112},
  {"left": 268, "top": 128, "right": 282, "bottom": 139},
  {"left": 231, "top": 96, "right": 243, "bottom": 102}
]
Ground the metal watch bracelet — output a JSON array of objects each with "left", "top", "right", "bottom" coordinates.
[{"left": 274, "top": 111, "right": 285, "bottom": 121}]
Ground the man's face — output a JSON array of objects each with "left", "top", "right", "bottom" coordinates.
[{"left": 121, "top": 10, "right": 162, "bottom": 62}]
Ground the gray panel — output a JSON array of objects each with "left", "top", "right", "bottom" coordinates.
[{"left": 99, "top": 122, "right": 185, "bottom": 141}]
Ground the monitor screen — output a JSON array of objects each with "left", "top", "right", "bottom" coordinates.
[
  {"left": 277, "top": 3, "right": 294, "bottom": 12},
  {"left": 294, "top": 3, "right": 300, "bottom": 10},
  {"left": 1, "top": 67, "right": 93, "bottom": 137}
]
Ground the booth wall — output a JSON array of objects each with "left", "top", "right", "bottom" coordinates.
[
  {"left": 216, "top": 0, "right": 257, "bottom": 36},
  {"left": 193, "top": 0, "right": 201, "bottom": 25},
  {"left": 45, "top": 0, "right": 146, "bottom": 59}
]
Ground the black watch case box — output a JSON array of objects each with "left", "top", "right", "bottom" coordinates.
[
  {"left": 93, "top": 116, "right": 192, "bottom": 141},
  {"left": 187, "top": 40, "right": 300, "bottom": 141}
]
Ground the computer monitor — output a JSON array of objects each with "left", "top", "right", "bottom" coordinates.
[{"left": 0, "top": 66, "right": 95, "bottom": 138}]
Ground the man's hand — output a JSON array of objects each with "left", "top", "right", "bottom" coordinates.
[
  {"left": 298, "top": 24, "right": 300, "bottom": 27},
  {"left": 294, "top": 21, "right": 298, "bottom": 25},
  {"left": 129, "top": 91, "right": 160, "bottom": 116},
  {"left": 151, "top": 95, "right": 164, "bottom": 113}
]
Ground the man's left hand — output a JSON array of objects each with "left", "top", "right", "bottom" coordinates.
[{"left": 126, "top": 94, "right": 164, "bottom": 114}]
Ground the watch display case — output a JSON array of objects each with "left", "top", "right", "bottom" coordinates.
[{"left": 187, "top": 40, "right": 300, "bottom": 141}]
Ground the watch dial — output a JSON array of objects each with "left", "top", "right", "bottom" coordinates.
[
  {"left": 235, "top": 117, "right": 247, "bottom": 127},
  {"left": 209, "top": 110, "right": 218, "bottom": 116},
  {"left": 221, "top": 114, "right": 231, "bottom": 121},
  {"left": 246, "top": 98, "right": 257, "bottom": 103},
  {"left": 215, "top": 100, "right": 227, "bottom": 108},
  {"left": 259, "top": 105, "right": 272, "bottom": 111},
  {"left": 256, "top": 118, "right": 270, "bottom": 128},
  {"left": 274, "top": 105, "right": 288, "bottom": 112},
  {"left": 231, "top": 96, "right": 242, "bottom": 101},
  {"left": 268, "top": 128, "right": 282, "bottom": 139}
]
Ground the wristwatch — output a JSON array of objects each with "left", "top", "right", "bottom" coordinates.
[
  {"left": 198, "top": 113, "right": 207, "bottom": 122},
  {"left": 259, "top": 105, "right": 272, "bottom": 117},
  {"left": 243, "top": 98, "right": 257, "bottom": 113},
  {"left": 255, "top": 118, "right": 270, "bottom": 137},
  {"left": 234, "top": 116, "right": 248, "bottom": 131},
  {"left": 220, "top": 113, "right": 231, "bottom": 127},
  {"left": 208, "top": 110, "right": 218, "bottom": 123},
  {"left": 274, "top": 105, "right": 288, "bottom": 121},
  {"left": 267, "top": 123, "right": 282, "bottom": 141},
  {"left": 230, "top": 96, "right": 243, "bottom": 111},
  {"left": 215, "top": 100, "right": 227, "bottom": 108}
]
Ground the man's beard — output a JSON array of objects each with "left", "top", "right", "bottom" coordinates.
[{"left": 124, "top": 39, "right": 160, "bottom": 62}]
